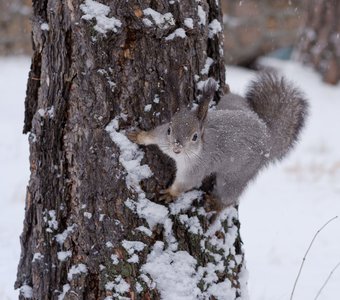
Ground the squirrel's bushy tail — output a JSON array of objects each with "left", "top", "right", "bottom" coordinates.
[{"left": 246, "top": 72, "right": 308, "bottom": 161}]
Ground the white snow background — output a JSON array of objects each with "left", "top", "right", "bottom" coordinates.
[{"left": 0, "top": 56, "right": 339, "bottom": 299}]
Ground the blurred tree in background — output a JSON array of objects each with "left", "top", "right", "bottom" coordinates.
[
  {"left": 0, "top": 0, "right": 32, "bottom": 55},
  {"left": 297, "top": 0, "right": 340, "bottom": 85},
  {"left": 221, "top": 0, "right": 306, "bottom": 66}
]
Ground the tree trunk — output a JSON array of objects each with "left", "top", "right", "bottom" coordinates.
[
  {"left": 16, "top": 0, "right": 247, "bottom": 299},
  {"left": 296, "top": 0, "right": 340, "bottom": 85}
]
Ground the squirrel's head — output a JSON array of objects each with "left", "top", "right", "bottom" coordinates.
[{"left": 165, "top": 78, "right": 217, "bottom": 157}]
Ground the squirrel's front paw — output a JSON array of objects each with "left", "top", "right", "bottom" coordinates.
[
  {"left": 127, "top": 130, "right": 143, "bottom": 144},
  {"left": 159, "top": 187, "right": 180, "bottom": 203},
  {"left": 127, "top": 129, "right": 152, "bottom": 145}
]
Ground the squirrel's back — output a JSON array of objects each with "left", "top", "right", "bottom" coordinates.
[{"left": 205, "top": 108, "right": 269, "bottom": 176}]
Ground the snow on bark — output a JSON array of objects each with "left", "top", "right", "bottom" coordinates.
[
  {"left": 208, "top": 19, "right": 222, "bottom": 38},
  {"left": 57, "top": 284, "right": 70, "bottom": 300},
  {"left": 197, "top": 5, "right": 207, "bottom": 26},
  {"left": 165, "top": 28, "right": 187, "bottom": 40},
  {"left": 57, "top": 251, "right": 72, "bottom": 262},
  {"left": 141, "top": 205, "right": 248, "bottom": 300},
  {"left": 55, "top": 224, "right": 77, "bottom": 245},
  {"left": 19, "top": 285, "right": 33, "bottom": 299},
  {"left": 201, "top": 57, "right": 214, "bottom": 75},
  {"left": 142, "top": 8, "right": 175, "bottom": 29},
  {"left": 40, "top": 22, "right": 49, "bottom": 31},
  {"left": 80, "top": 0, "right": 122, "bottom": 34},
  {"left": 184, "top": 18, "right": 194, "bottom": 29},
  {"left": 67, "top": 263, "right": 88, "bottom": 281}
]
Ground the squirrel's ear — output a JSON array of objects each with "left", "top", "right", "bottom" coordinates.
[{"left": 197, "top": 78, "right": 217, "bottom": 124}]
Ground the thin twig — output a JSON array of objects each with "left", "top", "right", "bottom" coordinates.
[
  {"left": 314, "top": 261, "right": 340, "bottom": 300},
  {"left": 290, "top": 216, "right": 338, "bottom": 300}
]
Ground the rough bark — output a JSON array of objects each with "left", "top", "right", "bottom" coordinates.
[
  {"left": 16, "top": 0, "right": 247, "bottom": 299},
  {"left": 296, "top": 0, "right": 340, "bottom": 85}
]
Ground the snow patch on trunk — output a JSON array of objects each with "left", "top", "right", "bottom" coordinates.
[
  {"left": 143, "top": 8, "right": 175, "bottom": 29},
  {"left": 105, "top": 275, "right": 130, "bottom": 297},
  {"left": 197, "top": 6, "right": 206, "bottom": 26},
  {"left": 184, "top": 18, "right": 194, "bottom": 29},
  {"left": 142, "top": 242, "right": 201, "bottom": 299},
  {"left": 58, "top": 284, "right": 70, "bottom": 300},
  {"left": 57, "top": 251, "right": 72, "bottom": 262},
  {"left": 19, "top": 285, "right": 33, "bottom": 298},
  {"left": 201, "top": 57, "right": 214, "bottom": 75},
  {"left": 80, "top": 0, "right": 122, "bottom": 34},
  {"left": 208, "top": 19, "right": 222, "bottom": 38},
  {"left": 141, "top": 206, "right": 245, "bottom": 300},
  {"left": 165, "top": 28, "right": 187, "bottom": 40},
  {"left": 106, "top": 118, "right": 169, "bottom": 229},
  {"left": 67, "top": 264, "right": 88, "bottom": 281},
  {"left": 55, "top": 224, "right": 77, "bottom": 245}
]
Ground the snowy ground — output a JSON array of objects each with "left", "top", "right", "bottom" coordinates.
[
  {"left": 0, "top": 56, "right": 339, "bottom": 299},
  {"left": 0, "top": 57, "right": 29, "bottom": 299}
]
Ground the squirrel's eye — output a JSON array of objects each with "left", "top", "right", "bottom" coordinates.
[
  {"left": 192, "top": 133, "right": 198, "bottom": 141},
  {"left": 167, "top": 127, "right": 171, "bottom": 135}
]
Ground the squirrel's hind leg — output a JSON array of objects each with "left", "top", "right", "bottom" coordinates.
[{"left": 213, "top": 174, "right": 247, "bottom": 208}]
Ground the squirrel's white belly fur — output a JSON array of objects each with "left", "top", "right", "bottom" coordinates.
[{"left": 166, "top": 146, "right": 204, "bottom": 191}]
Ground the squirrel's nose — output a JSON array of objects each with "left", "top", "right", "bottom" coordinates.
[{"left": 173, "top": 141, "right": 182, "bottom": 154}]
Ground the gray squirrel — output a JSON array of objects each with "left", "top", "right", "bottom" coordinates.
[{"left": 128, "top": 72, "right": 308, "bottom": 207}]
